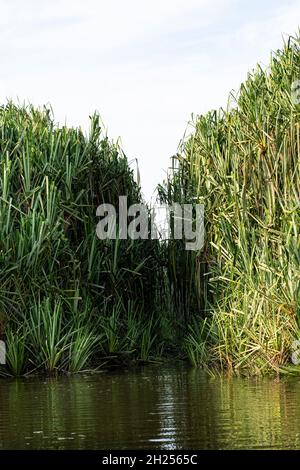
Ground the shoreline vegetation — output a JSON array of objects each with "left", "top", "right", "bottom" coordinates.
[
  {"left": 160, "top": 32, "right": 300, "bottom": 375},
  {"left": 1, "top": 33, "right": 300, "bottom": 377}
]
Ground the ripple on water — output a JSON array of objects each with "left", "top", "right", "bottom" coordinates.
[{"left": 1, "top": 365, "right": 300, "bottom": 449}]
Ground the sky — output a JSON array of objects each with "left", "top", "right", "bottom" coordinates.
[{"left": 0, "top": 0, "right": 300, "bottom": 202}]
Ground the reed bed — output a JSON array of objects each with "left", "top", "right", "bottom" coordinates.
[
  {"left": 0, "top": 103, "right": 169, "bottom": 376},
  {"left": 2, "top": 33, "right": 300, "bottom": 377},
  {"left": 162, "top": 33, "right": 300, "bottom": 374}
]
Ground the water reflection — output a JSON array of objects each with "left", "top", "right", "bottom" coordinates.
[{"left": 0, "top": 365, "right": 300, "bottom": 449}]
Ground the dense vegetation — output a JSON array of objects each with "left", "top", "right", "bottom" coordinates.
[
  {"left": 0, "top": 103, "right": 178, "bottom": 376},
  {"left": 160, "top": 34, "right": 300, "bottom": 374},
  {"left": 1, "top": 34, "right": 300, "bottom": 377}
]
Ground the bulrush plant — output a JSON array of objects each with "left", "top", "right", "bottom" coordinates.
[{"left": 163, "top": 32, "right": 300, "bottom": 374}]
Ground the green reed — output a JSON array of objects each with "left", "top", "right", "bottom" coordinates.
[
  {"left": 0, "top": 102, "right": 167, "bottom": 376},
  {"left": 162, "top": 32, "right": 300, "bottom": 374}
]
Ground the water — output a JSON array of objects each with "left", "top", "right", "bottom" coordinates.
[{"left": 1, "top": 364, "right": 300, "bottom": 450}]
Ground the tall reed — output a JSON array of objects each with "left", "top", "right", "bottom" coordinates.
[
  {"left": 0, "top": 103, "right": 166, "bottom": 375},
  {"left": 162, "top": 33, "right": 300, "bottom": 374}
]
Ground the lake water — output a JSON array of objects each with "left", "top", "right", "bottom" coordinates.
[{"left": 1, "top": 363, "right": 300, "bottom": 450}]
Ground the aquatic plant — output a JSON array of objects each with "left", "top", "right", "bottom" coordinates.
[
  {"left": 163, "top": 32, "right": 300, "bottom": 373},
  {"left": 4, "top": 325, "right": 28, "bottom": 376},
  {"left": 0, "top": 102, "right": 166, "bottom": 375}
]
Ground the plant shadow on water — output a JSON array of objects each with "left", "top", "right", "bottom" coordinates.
[{"left": 0, "top": 364, "right": 300, "bottom": 450}]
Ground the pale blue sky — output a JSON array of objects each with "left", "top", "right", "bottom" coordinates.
[{"left": 0, "top": 0, "right": 299, "bottom": 201}]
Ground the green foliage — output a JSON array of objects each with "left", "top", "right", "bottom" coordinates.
[
  {"left": 26, "top": 298, "right": 71, "bottom": 373},
  {"left": 3, "top": 32, "right": 299, "bottom": 377},
  {"left": 5, "top": 325, "right": 28, "bottom": 376},
  {"left": 0, "top": 102, "right": 166, "bottom": 375},
  {"left": 162, "top": 33, "right": 300, "bottom": 374}
]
